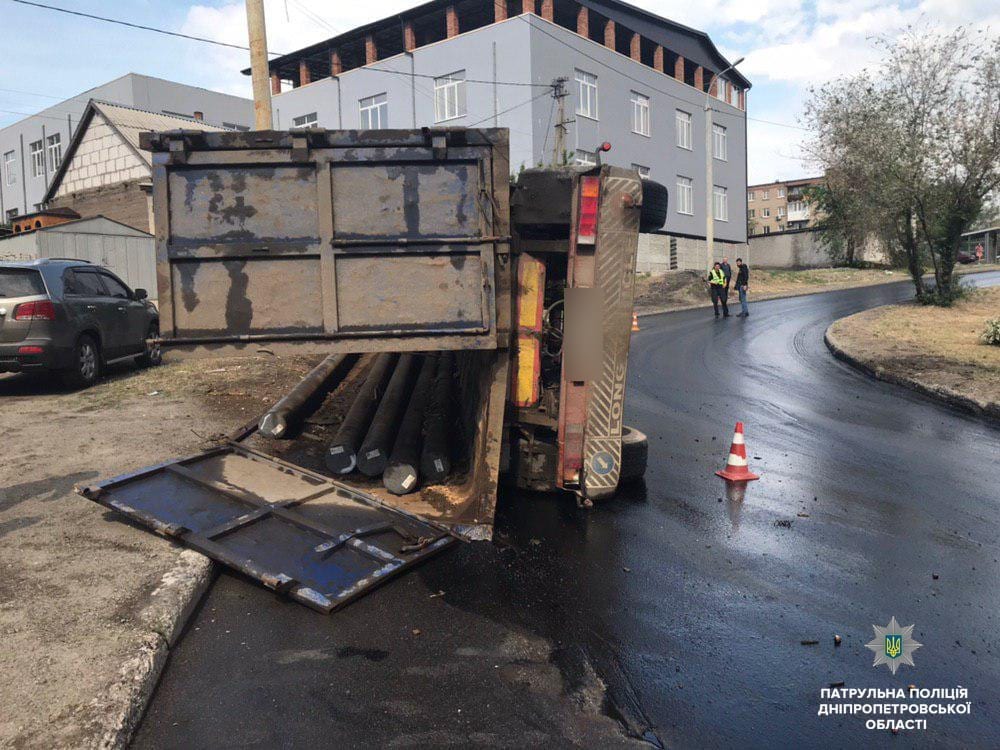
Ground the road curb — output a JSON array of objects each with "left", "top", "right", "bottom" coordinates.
[
  {"left": 86, "top": 550, "right": 215, "bottom": 749},
  {"left": 824, "top": 326, "right": 1000, "bottom": 424}
]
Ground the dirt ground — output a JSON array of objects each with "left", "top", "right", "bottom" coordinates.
[
  {"left": 633, "top": 263, "right": 1000, "bottom": 313},
  {"left": 827, "top": 285, "right": 1000, "bottom": 416},
  {"left": 0, "top": 351, "right": 320, "bottom": 748}
]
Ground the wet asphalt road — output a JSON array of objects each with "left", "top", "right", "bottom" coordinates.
[{"left": 135, "top": 274, "right": 1000, "bottom": 749}]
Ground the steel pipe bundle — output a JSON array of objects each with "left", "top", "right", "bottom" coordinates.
[
  {"left": 357, "top": 354, "right": 418, "bottom": 477},
  {"left": 325, "top": 353, "right": 396, "bottom": 474},
  {"left": 383, "top": 354, "right": 439, "bottom": 495},
  {"left": 259, "top": 353, "right": 354, "bottom": 439},
  {"left": 420, "top": 351, "right": 453, "bottom": 484}
]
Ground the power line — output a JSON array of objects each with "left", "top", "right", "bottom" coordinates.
[
  {"left": 744, "top": 115, "right": 810, "bottom": 132},
  {"left": 8, "top": 0, "right": 286, "bottom": 56},
  {"left": 468, "top": 87, "right": 552, "bottom": 127}
]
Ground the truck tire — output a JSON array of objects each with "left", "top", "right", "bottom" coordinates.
[
  {"left": 619, "top": 426, "right": 648, "bottom": 483},
  {"left": 639, "top": 179, "right": 669, "bottom": 233}
]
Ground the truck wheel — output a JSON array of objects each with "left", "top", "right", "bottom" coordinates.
[
  {"left": 136, "top": 323, "right": 162, "bottom": 367},
  {"left": 639, "top": 179, "right": 669, "bottom": 232},
  {"left": 619, "top": 426, "right": 648, "bottom": 483},
  {"left": 62, "top": 334, "right": 101, "bottom": 389}
]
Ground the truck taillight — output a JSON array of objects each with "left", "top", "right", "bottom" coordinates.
[
  {"left": 13, "top": 300, "right": 56, "bottom": 321},
  {"left": 577, "top": 176, "right": 600, "bottom": 245}
]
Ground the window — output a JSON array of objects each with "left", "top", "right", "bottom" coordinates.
[
  {"left": 65, "top": 269, "right": 107, "bottom": 297},
  {"left": 632, "top": 164, "right": 650, "bottom": 178},
  {"left": 715, "top": 77, "right": 726, "bottom": 101},
  {"left": 676, "top": 110, "right": 692, "bottom": 150},
  {"left": 359, "top": 93, "right": 388, "bottom": 129},
  {"left": 728, "top": 84, "right": 739, "bottom": 107},
  {"left": 763, "top": 226, "right": 771, "bottom": 235},
  {"left": 712, "top": 124, "right": 727, "bottom": 161},
  {"left": 676, "top": 176, "right": 693, "bottom": 215},
  {"left": 630, "top": 91, "right": 650, "bottom": 136},
  {"left": 29, "top": 141, "right": 44, "bottom": 178},
  {"left": 576, "top": 70, "right": 598, "bottom": 119},
  {"left": 5, "top": 208, "right": 18, "bottom": 221},
  {"left": 762, "top": 208, "right": 771, "bottom": 218},
  {"left": 0, "top": 268, "right": 45, "bottom": 297},
  {"left": 434, "top": 71, "right": 467, "bottom": 122},
  {"left": 747, "top": 191, "right": 754, "bottom": 202},
  {"left": 3, "top": 150, "right": 17, "bottom": 187},
  {"left": 292, "top": 112, "right": 318, "bottom": 128},
  {"left": 762, "top": 190, "right": 769, "bottom": 199},
  {"left": 46, "top": 133, "right": 62, "bottom": 171},
  {"left": 100, "top": 272, "right": 131, "bottom": 299},
  {"left": 777, "top": 206, "right": 786, "bottom": 218},
  {"left": 748, "top": 209, "right": 755, "bottom": 219},
  {"left": 777, "top": 187, "right": 786, "bottom": 198},
  {"left": 574, "top": 149, "right": 596, "bottom": 166},
  {"left": 713, "top": 185, "right": 728, "bottom": 221}
]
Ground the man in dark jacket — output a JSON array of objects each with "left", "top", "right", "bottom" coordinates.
[
  {"left": 720, "top": 257, "right": 733, "bottom": 291},
  {"left": 734, "top": 257, "right": 750, "bottom": 317}
]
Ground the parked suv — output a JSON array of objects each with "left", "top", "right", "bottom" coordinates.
[{"left": 0, "top": 259, "right": 160, "bottom": 387}]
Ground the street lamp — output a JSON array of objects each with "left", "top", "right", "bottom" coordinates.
[{"left": 705, "top": 56, "right": 744, "bottom": 273}]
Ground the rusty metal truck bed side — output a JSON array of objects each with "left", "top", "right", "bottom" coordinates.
[
  {"left": 78, "top": 443, "right": 456, "bottom": 613},
  {"left": 142, "top": 128, "right": 511, "bottom": 355}
]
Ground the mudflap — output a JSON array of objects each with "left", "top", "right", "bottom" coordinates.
[{"left": 77, "top": 443, "right": 457, "bottom": 614}]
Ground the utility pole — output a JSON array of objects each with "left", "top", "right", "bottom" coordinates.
[
  {"left": 551, "top": 77, "right": 570, "bottom": 166},
  {"left": 246, "top": 0, "right": 273, "bottom": 130},
  {"left": 704, "top": 57, "right": 744, "bottom": 272}
]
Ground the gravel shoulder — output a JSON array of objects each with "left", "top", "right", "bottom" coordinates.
[
  {"left": 0, "top": 351, "right": 319, "bottom": 749},
  {"left": 825, "top": 285, "right": 1000, "bottom": 421}
]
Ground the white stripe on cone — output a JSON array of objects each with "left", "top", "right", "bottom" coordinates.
[
  {"left": 726, "top": 452, "right": 748, "bottom": 467},
  {"left": 732, "top": 433, "right": 745, "bottom": 445}
]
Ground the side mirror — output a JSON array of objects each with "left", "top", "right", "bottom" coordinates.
[{"left": 133, "top": 288, "right": 148, "bottom": 301}]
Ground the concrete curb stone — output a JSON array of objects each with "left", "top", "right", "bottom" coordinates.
[
  {"left": 824, "top": 326, "right": 1000, "bottom": 424},
  {"left": 84, "top": 550, "right": 215, "bottom": 749}
]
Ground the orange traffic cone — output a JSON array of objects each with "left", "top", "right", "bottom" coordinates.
[
  {"left": 631, "top": 313, "right": 640, "bottom": 332},
  {"left": 715, "top": 422, "right": 760, "bottom": 482}
]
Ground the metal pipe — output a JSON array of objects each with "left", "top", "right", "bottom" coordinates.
[
  {"left": 384, "top": 354, "right": 439, "bottom": 495},
  {"left": 259, "top": 354, "right": 355, "bottom": 439},
  {"left": 326, "top": 353, "right": 396, "bottom": 474},
  {"left": 420, "top": 351, "right": 453, "bottom": 484},
  {"left": 357, "top": 354, "right": 418, "bottom": 477}
]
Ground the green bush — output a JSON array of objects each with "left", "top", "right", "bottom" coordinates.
[
  {"left": 917, "top": 279, "right": 974, "bottom": 307},
  {"left": 981, "top": 318, "right": 1000, "bottom": 346}
]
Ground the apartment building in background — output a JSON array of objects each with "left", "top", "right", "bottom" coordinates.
[
  {"left": 747, "top": 175, "right": 823, "bottom": 236},
  {"left": 0, "top": 73, "right": 253, "bottom": 222},
  {"left": 256, "top": 0, "right": 751, "bottom": 246}
]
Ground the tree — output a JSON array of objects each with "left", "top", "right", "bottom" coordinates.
[{"left": 804, "top": 25, "right": 1000, "bottom": 303}]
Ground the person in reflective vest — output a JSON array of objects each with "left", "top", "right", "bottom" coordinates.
[{"left": 708, "top": 262, "right": 730, "bottom": 318}]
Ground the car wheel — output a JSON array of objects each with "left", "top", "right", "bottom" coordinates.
[
  {"left": 619, "top": 426, "right": 648, "bottom": 483},
  {"left": 62, "top": 334, "right": 101, "bottom": 389},
  {"left": 136, "top": 323, "right": 162, "bottom": 367}
]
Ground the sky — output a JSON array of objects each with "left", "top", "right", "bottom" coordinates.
[{"left": 1, "top": 0, "right": 997, "bottom": 183}]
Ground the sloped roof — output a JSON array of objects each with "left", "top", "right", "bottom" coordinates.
[{"left": 43, "top": 100, "right": 230, "bottom": 201}]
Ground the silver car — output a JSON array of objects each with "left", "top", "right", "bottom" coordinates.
[{"left": 0, "top": 259, "right": 160, "bottom": 388}]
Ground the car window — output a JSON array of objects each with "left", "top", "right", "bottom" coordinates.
[
  {"left": 65, "top": 269, "right": 107, "bottom": 297},
  {"left": 0, "top": 269, "right": 46, "bottom": 298},
  {"left": 100, "top": 273, "right": 131, "bottom": 300}
]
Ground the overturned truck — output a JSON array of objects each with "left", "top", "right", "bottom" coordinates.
[{"left": 79, "top": 128, "right": 664, "bottom": 612}]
